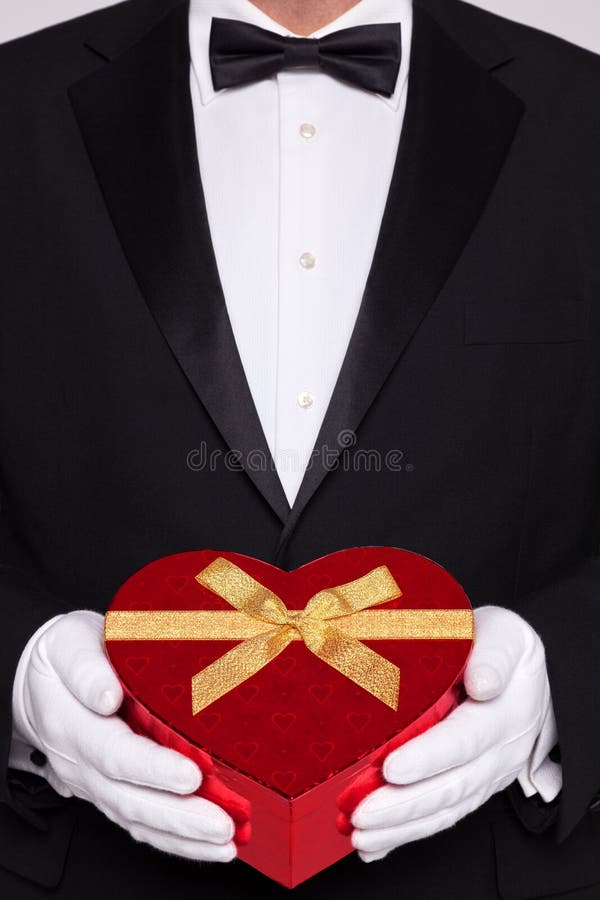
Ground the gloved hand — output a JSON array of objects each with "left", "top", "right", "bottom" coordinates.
[
  {"left": 351, "top": 606, "right": 561, "bottom": 862},
  {"left": 11, "top": 610, "right": 236, "bottom": 862}
]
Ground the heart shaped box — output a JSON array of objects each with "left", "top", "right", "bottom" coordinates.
[{"left": 105, "top": 547, "right": 473, "bottom": 888}]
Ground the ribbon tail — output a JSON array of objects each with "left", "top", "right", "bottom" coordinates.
[
  {"left": 303, "top": 624, "right": 400, "bottom": 711},
  {"left": 191, "top": 626, "right": 295, "bottom": 714}
]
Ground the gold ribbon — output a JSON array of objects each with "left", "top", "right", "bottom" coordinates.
[{"left": 105, "top": 558, "right": 474, "bottom": 715}]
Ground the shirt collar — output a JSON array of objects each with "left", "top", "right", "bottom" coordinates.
[{"left": 189, "top": 0, "right": 413, "bottom": 111}]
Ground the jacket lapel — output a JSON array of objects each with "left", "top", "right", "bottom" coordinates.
[
  {"left": 277, "top": 3, "right": 525, "bottom": 554},
  {"left": 68, "top": 0, "right": 290, "bottom": 523}
]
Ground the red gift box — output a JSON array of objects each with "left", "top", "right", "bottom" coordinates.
[{"left": 105, "top": 547, "right": 473, "bottom": 887}]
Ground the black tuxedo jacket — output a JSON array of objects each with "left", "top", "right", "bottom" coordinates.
[{"left": 1, "top": 0, "right": 600, "bottom": 897}]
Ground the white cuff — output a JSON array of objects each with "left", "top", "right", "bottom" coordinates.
[
  {"left": 517, "top": 699, "right": 562, "bottom": 803},
  {"left": 8, "top": 736, "right": 38, "bottom": 773}
]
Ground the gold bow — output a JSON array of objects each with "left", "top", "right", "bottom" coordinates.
[
  {"left": 105, "top": 558, "right": 474, "bottom": 715},
  {"left": 193, "top": 559, "right": 403, "bottom": 713}
]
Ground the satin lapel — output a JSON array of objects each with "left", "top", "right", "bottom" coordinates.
[
  {"left": 277, "top": 5, "right": 525, "bottom": 549},
  {"left": 68, "top": 1, "right": 290, "bottom": 523}
]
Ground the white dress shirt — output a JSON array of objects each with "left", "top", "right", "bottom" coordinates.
[
  {"left": 8, "top": 0, "right": 560, "bottom": 810},
  {"left": 189, "top": 0, "right": 413, "bottom": 506}
]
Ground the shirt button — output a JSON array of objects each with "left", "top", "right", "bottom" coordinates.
[
  {"left": 297, "top": 391, "right": 315, "bottom": 409},
  {"left": 300, "top": 122, "right": 317, "bottom": 140},
  {"left": 299, "top": 252, "right": 316, "bottom": 270}
]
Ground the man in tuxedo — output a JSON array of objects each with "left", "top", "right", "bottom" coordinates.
[{"left": 1, "top": 0, "right": 600, "bottom": 897}]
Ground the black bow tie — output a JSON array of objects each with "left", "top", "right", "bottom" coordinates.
[{"left": 209, "top": 18, "right": 402, "bottom": 97}]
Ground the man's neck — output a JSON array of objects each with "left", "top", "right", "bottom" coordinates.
[{"left": 249, "top": 0, "right": 363, "bottom": 35}]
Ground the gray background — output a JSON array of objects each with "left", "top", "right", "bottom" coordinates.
[{"left": 1, "top": 0, "right": 599, "bottom": 52}]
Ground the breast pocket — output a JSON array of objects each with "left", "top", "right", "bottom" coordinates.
[{"left": 464, "top": 298, "right": 587, "bottom": 345}]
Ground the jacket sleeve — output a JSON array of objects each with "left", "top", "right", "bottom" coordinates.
[
  {"left": 0, "top": 499, "right": 69, "bottom": 825},
  {"left": 512, "top": 557, "right": 600, "bottom": 842}
]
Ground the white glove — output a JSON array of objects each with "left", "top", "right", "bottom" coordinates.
[
  {"left": 351, "top": 606, "right": 562, "bottom": 862},
  {"left": 11, "top": 610, "right": 236, "bottom": 863}
]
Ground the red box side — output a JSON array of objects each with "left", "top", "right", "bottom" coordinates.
[{"left": 122, "top": 680, "right": 461, "bottom": 888}]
